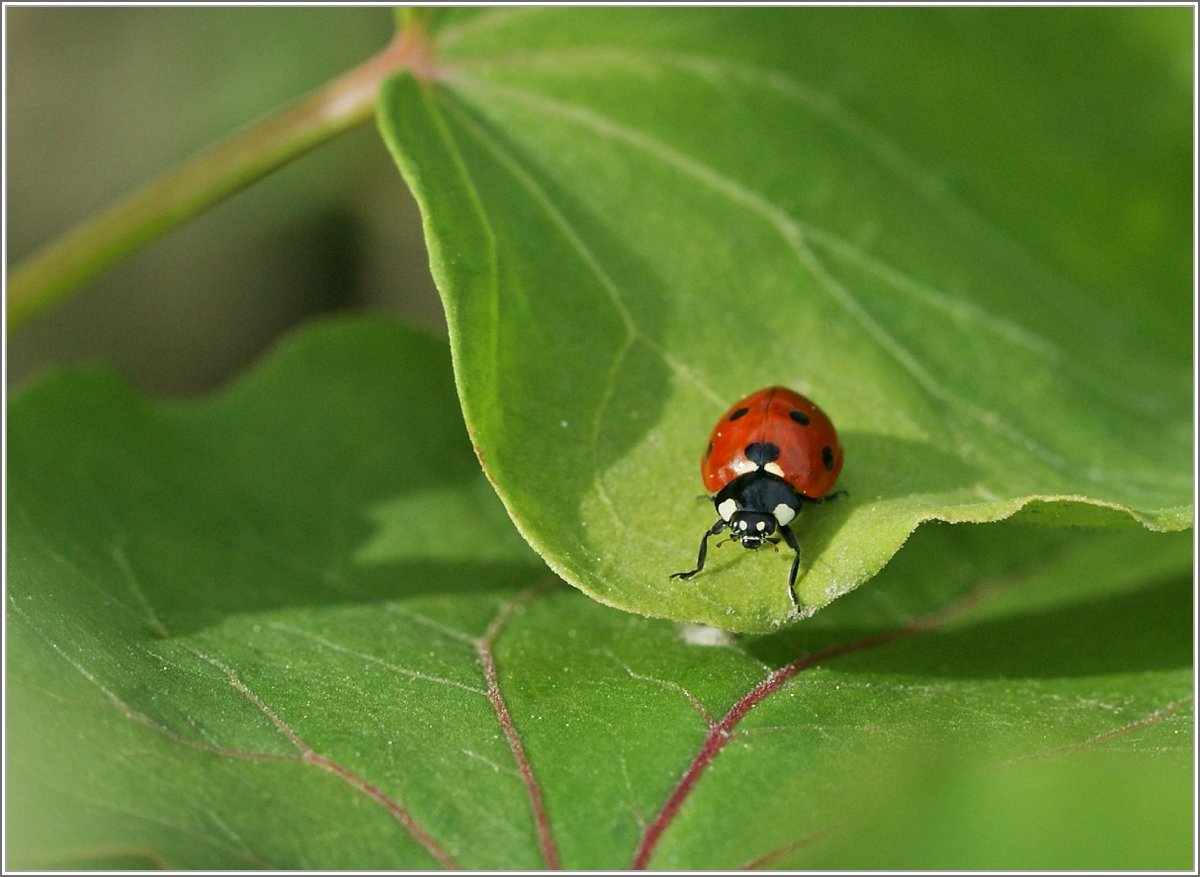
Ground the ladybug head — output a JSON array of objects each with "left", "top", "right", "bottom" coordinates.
[
  {"left": 714, "top": 473, "right": 801, "bottom": 551},
  {"left": 728, "top": 510, "right": 778, "bottom": 550}
]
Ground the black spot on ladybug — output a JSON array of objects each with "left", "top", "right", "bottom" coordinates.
[
  {"left": 728, "top": 407, "right": 750, "bottom": 422},
  {"left": 744, "top": 442, "right": 780, "bottom": 466},
  {"left": 789, "top": 409, "right": 810, "bottom": 425},
  {"left": 822, "top": 446, "right": 835, "bottom": 471},
  {"left": 705, "top": 441, "right": 713, "bottom": 459}
]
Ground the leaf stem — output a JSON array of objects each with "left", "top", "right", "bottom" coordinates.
[{"left": 6, "top": 19, "right": 435, "bottom": 335}]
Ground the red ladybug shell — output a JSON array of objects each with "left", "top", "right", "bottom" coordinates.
[{"left": 701, "top": 386, "right": 843, "bottom": 498}]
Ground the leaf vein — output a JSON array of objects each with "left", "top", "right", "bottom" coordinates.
[
  {"left": 266, "top": 622, "right": 488, "bottom": 696},
  {"left": 449, "top": 75, "right": 1083, "bottom": 478}
]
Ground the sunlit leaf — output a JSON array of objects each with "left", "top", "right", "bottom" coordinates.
[{"left": 379, "top": 7, "right": 1191, "bottom": 630}]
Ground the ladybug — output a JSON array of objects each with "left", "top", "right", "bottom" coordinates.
[{"left": 671, "top": 386, "right": 845, "bottom": 611}]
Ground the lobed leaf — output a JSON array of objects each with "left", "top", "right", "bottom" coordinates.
[{"left": 7, "top": 319, "right": 1192, "bottom": 869}]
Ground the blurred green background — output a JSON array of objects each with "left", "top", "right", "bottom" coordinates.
[{"left": 7, "top": 7, "right": 442, "bottom": 395}]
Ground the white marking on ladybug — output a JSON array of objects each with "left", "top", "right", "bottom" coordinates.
[
  {"left": 773, "top": 503, "right": 796, "bottom": 526},
  {"left": 764, "top": 462, "right": 785, "bottom": 478},
  {"left": 717, "top": 498, "right": 738, "bottom": 521},
  {"left": 756, "top": 520, "right": 766, "bottom": 532},
  {"left": 734, "top": 458, "right": 757, "bottom": 475}
]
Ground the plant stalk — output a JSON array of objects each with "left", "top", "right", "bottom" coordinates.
[{"left": 6, "top": 23, "right": 432, "bottom": 335}]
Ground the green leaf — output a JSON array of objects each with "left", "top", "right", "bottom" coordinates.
[
  {"left": 378, "top": 8, "right": 1192, "bottom": 631},
  {"left": 7, "top": 318, "right": 1192, "bottom": 869}
]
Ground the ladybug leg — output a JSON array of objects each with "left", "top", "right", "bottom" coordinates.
[
  {"left": 671, "top": 519, "right": 727, "bottom": 580},
  {"left": 779, "top": 523, "right": 802, "bottom": 611}
]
